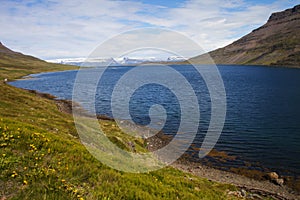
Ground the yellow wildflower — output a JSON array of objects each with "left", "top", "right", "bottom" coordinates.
[
  {"left": 29, "top": 144, "right": 36, "bottom": 149},
  {"left": 1, "top": 143, "right": 7, "bottom": 147},
  {"left": 11, "top": 171, "right": 18, "bottom": 178}
]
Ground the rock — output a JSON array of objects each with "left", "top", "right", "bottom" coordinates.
[
  {"left": 265, "top": 172, "right": 284, "bottom": 186},
  {"left": 228, "top": 190, "right": 242, "bottom": 198},
  {"left": 1, "top": 196, "right": 7, "bottom": 200},
  {"left": 252, "top": 194, "right": 263, "bottom": 199},
  {"left": 247, "top": 193, "right": 253, "bottom": 199},
  {"left": 266, "top": 172, "right": 279, "bottom": 180},
  {"left": 241, "top": 189, "right": 247, "bottom": 197},
  {"left": 274, "top": 178, "right": 284, "bottom": 186}
]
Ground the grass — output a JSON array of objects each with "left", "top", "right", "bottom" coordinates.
[{"left": 0, "top": 51, "right": 242, "bottom": 199}]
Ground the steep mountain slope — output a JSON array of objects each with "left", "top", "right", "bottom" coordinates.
[
  {"left": 189, "top": 4, "right": 300, "bottom": 67},
  {"left": 0, "top": 42, "right": 76, "bottom": 79},
  {"left": 0, "top": 42, "right": 45, "bottom": 66}
]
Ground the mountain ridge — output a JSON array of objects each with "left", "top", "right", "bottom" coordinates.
[
  {"left": 0, "top": 42, "right": 45, "bottom": 63},
  {"left": 0, "top": 42, "right": 77, "bottom": 80},
  {"left": 189, "top": 4, "right": 300, "bottom": 67}
]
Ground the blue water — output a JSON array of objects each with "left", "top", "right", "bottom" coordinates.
[{"left": 10, "top": 65, "right": 300, "bottom": 178}]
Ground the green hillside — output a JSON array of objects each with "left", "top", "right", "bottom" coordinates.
[{"left": 0, "top": 42, "right": 78, "bottom": 80}]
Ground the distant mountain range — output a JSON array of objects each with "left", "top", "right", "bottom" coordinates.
[
  {"left": 46, "top": 56, "right": 186, "bottom": 66},
  {"left": 0, "top": 41, "right": 185, "bottom": 69},
  {"left": 188, "top": 4, "right": 300, "bottom": 67},
  {"left": 46, "top": 57, "right": 118, "bottom": 67}
]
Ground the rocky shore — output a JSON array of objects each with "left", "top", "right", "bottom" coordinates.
[{"left": 173, "top": 160, "right": 299, "bottom": 200}]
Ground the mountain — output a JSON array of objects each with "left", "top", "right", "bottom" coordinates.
[
  {"left": 47, "top": 57, "right": 119, "bottom": 66},
  {"left": 0, "top": 42, "right": 46, "bottom": 66},
  {"left": 116, "top": 57, "right": 159, "bottom": 65},
  {"left": 189, "top": 4, "right": 300, "bottom": 67},
  {"left": 47, "top": 56, "right": 186, "bottom": 66},
  {"left": 0, "top": 42, "right": 76, "bottom": 79}
]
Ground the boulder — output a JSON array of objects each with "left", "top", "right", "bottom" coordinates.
[
  {"left": 274, "top": 178, "right": 284, "bottom": 186},
  {"left": 265, "top": 172, "right": 284, "bottom": 186},
  {"left": 266, "top": 172, "right": 279, "bottom": 180}
]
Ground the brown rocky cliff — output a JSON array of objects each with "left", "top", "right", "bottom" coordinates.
[{"left": 189, "top": 4, "right": 300, "bottom": 67}]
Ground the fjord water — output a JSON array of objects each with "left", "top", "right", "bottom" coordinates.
[{"left": 10, "top": 65, "right": 300, "bottom": 178}]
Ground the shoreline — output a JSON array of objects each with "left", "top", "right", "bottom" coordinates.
[
  {"left": 19, "top": 87, "right": 300, "bottom": 199},
  {"left": 139, "top": 62, "right": 300, "bottom": 69},
  {"left": 173, "top": 159, "right": 299, "bottom": 200}
]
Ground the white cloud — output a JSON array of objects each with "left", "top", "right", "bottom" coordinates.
[{"left": 0, "top": 0, "right": 299, "bottom": 59}]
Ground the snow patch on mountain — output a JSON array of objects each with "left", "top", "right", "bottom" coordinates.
[{"left": 46, "top": 56, "right": 187, "bottom": 66}]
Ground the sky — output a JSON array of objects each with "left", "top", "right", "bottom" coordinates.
[{"left": 0, "top": 0, "right": 299, "bottom": 60}]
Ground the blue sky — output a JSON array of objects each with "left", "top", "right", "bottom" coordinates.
[{"left": 0, "top": 0, "right": 299, "bottom": 59}]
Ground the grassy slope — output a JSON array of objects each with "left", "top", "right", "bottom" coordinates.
[{"left": 0, "top": 48, "right": 242, "bottom": 200}]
